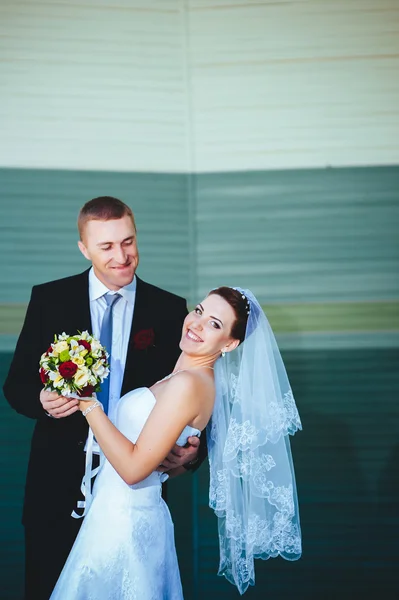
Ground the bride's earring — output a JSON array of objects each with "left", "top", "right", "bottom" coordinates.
[{"left": 221, "top": 351, "right": 225, "bottom": 358}]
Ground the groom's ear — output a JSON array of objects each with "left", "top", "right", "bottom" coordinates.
[{"left": 78, "top": 240, "right": 90, "bottom": 261}]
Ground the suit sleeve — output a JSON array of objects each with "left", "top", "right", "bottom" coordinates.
[{"left": 3, "top": 286, "right": 46, "bottom": 419}]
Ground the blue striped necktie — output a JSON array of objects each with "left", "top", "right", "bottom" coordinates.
[{"left": 97, "top": 292, "right": 121, "bottom": 414}]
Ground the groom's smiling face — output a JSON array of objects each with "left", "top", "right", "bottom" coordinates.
[{"left": 78, "top": 215, "right": 139, "bottom": 290}]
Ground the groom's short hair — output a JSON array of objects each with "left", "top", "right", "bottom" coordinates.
[{"left": 78, "top": 196, "right": 136, "bottom": 239}]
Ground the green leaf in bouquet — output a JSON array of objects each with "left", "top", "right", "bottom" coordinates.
[{"left": 86, "top": 357, "right": 93, "bottom": 366}]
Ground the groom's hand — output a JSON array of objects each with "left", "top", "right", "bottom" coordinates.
[
  {"left": 157, "top": 436, "right": 200, "bottom": 472},
  {"left": 40, "top": 389, "right": 79, "bottom": 418}
]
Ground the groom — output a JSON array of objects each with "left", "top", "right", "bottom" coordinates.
[{"left": 3, "top": 197, "right": 203, "bottom": 600}]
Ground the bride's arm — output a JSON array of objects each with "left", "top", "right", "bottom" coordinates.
[{"left": 81, "top": 373, "right": 204, "bottom": 485}]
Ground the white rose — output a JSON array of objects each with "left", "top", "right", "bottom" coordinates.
[
  {"left": 74, "top": 368, "right": 90, "bottom": 387},
  {"left": 53, "top": 341, "right": 69, "bottom": 354}
]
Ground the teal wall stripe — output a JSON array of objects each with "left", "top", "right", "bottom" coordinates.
[{"left": 195, "top": 166, "right": 399, "bottom": 303}]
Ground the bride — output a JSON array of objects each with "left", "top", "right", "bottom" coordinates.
[{"left": 50, "top": 286, "right": 302, "bottom": 599}]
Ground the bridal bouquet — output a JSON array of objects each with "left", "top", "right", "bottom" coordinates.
[{"left": 39, "top": 331, "right": 109, "bottom": 398}]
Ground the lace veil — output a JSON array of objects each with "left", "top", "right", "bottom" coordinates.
[{"left": 207, "top": 287, "right": 302, "bottom": 595}]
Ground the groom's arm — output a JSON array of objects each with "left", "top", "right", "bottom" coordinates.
[
  {"left": 3, "top": 286, "right": 46, "bottom": 419},
  {"left": 159, "top": 428, "right": 207, "bottom": 476}
]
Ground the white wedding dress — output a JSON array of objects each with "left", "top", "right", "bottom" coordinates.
[{"left": 50, "top": 387, "right": 200, "bottom": 600}]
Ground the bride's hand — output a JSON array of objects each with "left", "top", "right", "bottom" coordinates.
[{"left": 157, "top": 436, "right": 200, "bottom": 472}]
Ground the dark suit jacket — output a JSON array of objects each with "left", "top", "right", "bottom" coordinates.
[{"left": 3, "top": 270, "right": 195, "bottom": 526}]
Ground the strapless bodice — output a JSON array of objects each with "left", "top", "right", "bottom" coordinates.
[
  {"left": 115, "top": 387, "right": 201, "bottom": 447},
  {"left": 92, "top": 387, "right": 201, "bottom": 506}
]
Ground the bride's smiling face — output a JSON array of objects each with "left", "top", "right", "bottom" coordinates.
[{"left": 180, "top": 294, "right": 239, "bottom": 357}]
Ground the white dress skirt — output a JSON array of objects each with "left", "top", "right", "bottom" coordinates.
[{"left": 50, "top": 387, "right": 200, "bottom": 600}]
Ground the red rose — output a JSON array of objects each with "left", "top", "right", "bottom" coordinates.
[
  {"left": 78, "top": 384, "right": 95, "bottom": 398},
  {"left": 133, "top": 328, "right": 155, "bottom": 350},
  {"left": 59, "top": 361, "right": 78, "bottom": 380},
  {"left": 46, "top": 346, "right": 53, "bottom": 355},
  {"left": 78, "top": 339, "right": 91, "bottom": 352},
  {"left": 39, "top": 368, "right": 48, "bottom": 384}
]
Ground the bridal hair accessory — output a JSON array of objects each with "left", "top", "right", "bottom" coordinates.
[
  {"left": 239, "top": 292, "right": 251, "bottom": 315},
  {"left": 207, "top": 287, "right": 302, "bottom": 595},
  {"left": 39, "top": 331, "right": 110, "bottom": 399}
]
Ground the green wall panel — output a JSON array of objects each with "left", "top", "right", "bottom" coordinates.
[
  {"left": 192, "top": 347, "right": 399, "bottom": 599},
  {"left": 0, "top": 354, "right": 34, "bottom": 600},
  {"left": 195, "top": 166, "right": 399, "bottom": 303}
]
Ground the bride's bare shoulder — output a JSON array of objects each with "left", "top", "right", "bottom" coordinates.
[{"left": 162, "top": 369, "right": 214, "bottom": 404}]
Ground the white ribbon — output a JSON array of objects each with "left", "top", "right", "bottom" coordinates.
[{"left": 71, "top": 427, "right": 103, "bottom": 519}]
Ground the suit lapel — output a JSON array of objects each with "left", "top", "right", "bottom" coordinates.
[
  {"left": 121, "top": 276, "right": 152, "bottom": 395},
  {"left": 71, "top": 269, "right": 92, "bottom": 334}
]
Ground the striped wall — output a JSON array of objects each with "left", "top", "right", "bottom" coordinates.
[
  {"left": 0, "top": 1, "right": 191, "bottom": 173},
  {"left": 1, "top": 166, "right": 398, "bottom": 350},
  {"left": 1, "top": 1, "right": 398, "bottom": 173},
  {"left": 195, "top": 167, "right": 399, "bottom": 302},
  {"left": 187, "top": 0, "right": 399, "bottom": 172},
  {"left": 0, "top": 1, "right": 398, "bottom": 599}
]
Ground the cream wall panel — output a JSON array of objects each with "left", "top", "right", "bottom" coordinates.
[
  {"left": 0, "top": 0, "right": 190, "bottom": 172},
  {"left": 187, "top": 0, "right": 399, "bottom": 171},
  {"left": 1, "top": 0, "right": 398, "bottom": 172}
]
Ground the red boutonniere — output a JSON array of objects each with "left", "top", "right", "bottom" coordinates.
[{"left": 133, "top": 328, "right": 155, "bottom": 350}]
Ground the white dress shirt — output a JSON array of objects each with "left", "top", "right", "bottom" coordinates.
[{"left": 88, "top": 267, "right": 136, "bottom": 424}]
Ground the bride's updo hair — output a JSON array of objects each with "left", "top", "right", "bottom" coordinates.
[{"left": 208, "top": 287, "right": 250, "bottom": 344}]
